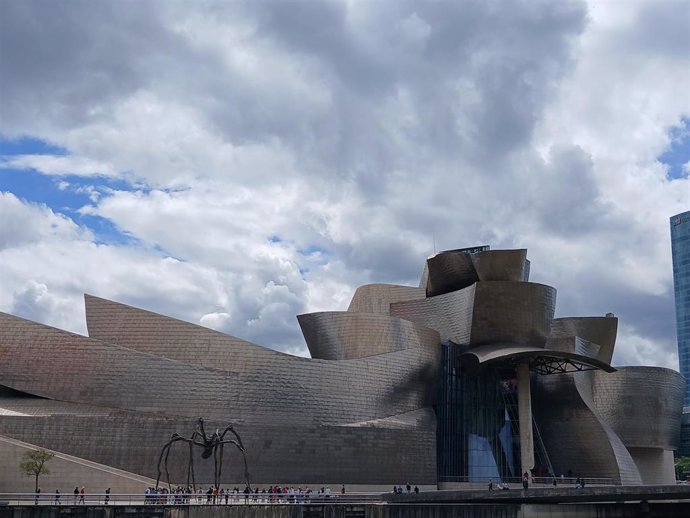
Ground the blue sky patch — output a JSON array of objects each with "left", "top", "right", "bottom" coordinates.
[
  {"left": 0, "top": 134, "right": 142, "bottom": 246},
  {"left": 0, "top": 134, "right": 68, "bottom": 156},
  {"left": 659, "top": 117, "right": 690, "bottom": 180},
  {"left": 298, "top": 244, "right": 331, "bottom": 259}
]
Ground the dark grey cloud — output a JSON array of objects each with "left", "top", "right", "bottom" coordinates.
[
  {"left": 532, "top": 144, "right": 611, "bottom": 237},
  {"left": 0, "top": 0, "right": 234, "bottom": 149},
  {"left": 195, "top": 0, "right": 590, "bottom": 193}
]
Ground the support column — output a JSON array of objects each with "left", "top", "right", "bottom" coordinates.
[{"left": 517, "top": 362, "right": 534, "bottom": 480}]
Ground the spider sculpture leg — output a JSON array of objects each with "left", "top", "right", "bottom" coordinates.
[
  {"left": 219, "top": 426, "right": 251, "bottom": 488},
  {"left": 218, "top": 443, "right": 224, "bottom": 490},
  {"left": 189, "top": 439, "right": 208, "bottom": 492},
  {"left": 156, "top": 435, "right": 192, "bottom": 491},
  {"left": 219, "top": 425, "right": 245, "bottom": 450},
  {"left": 186, "top": 430, "right": 203, "bottom": 492},
  {"left": 218, "top": 439, "right": 251, "bottom": 490},
  {"left": 197, "top": 418, "right": 207, "bottom": 440},
  {"left": 213, "top": 442, "right": 219, "bottom": 489},
  {"left": 187, "top": 440, "right": 193, "bottom": 490}
]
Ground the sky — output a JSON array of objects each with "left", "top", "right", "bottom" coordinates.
[{"left": 0, "top": 0, "right": 688, "bottom": 365}]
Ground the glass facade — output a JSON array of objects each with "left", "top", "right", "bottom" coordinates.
[
  {"left": 671, "top": 211, "right": 690, "bottom": 408},
  {"left": 436, "top": 342, "right": 553, "bottom": 482}
]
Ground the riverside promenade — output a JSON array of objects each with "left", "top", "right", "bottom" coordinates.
[{"left": 2, "top": 486, "right": 690, "bottom": 518}]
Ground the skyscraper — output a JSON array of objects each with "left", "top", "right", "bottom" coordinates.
[{"left": 671, "top": 210, "right": 690, "bottom": 408}]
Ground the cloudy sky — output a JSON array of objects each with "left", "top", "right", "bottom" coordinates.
[{"left": 0, "top": 0, "right": 688, "bottom": 365}]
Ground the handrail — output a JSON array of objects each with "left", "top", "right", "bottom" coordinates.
[
  {"left": 437, "top": 476, "right": 614, "bottom": 485},
  {"left": 0, "top": 492, "right": 385, "bottom": 506}
]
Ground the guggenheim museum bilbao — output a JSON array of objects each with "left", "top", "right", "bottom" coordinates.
[{"left": 0, "top": 246, "right": 685, "bottom": 488}]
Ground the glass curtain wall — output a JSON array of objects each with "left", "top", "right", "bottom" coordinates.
[{"left": 437, "top": 342, "right": 521, "bottom": 482}]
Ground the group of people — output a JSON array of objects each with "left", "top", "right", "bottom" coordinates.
[
  {"left": 487, "top": 472, "right": 588, "bottom": 491},
  {"left": 487, "top": 480, "right": 511, "bottom": 491},
  {"left": 41, "top": 487, "right": 108, "bottom": 505},
  {"left": 144, "top": 484, "right": 344, "bottom": 505},
  {"left": 392, "top": 483, "right": 419, "bottom": 494}
]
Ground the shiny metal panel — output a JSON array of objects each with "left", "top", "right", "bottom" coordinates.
[
  {"left": 391, "top": 284, "right": 475, "bottom": 343},
  {"left": 549, "top": 317, "right": 618, "bottom": 364},
  {"left": 347, "top": 284, "right": 425, "bottom": 314},
  {"left": 297, "top": 311, "right": 440, "bottom": 360},
  {"left": 423, "top": 251, "right": 478, "bottom": 297},
  {"left": 470, "top": 249, "right": 528, "bottom": 282},
  {"left": 0, "top": 245, "right": 684, "bottom": 488},
  {"left": 0, "top": 312, "right": 440, "bottom": 426},
  {"left": 470, "top": 282, "right": 556, "bottom": 348},
  {"left": 534, "top": 372, "right": 642, "bottom": 485},
  {"left": 589, "top": 367, "right": 685, "bottom": 449}
]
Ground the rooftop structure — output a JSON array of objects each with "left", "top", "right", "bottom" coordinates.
[{"left": 0, "top": 246, "right": 684, "bottom": 490}]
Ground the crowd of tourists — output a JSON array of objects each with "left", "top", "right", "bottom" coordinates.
[{"left": 144, "top": 484, "right": 346, "bottom": 505}]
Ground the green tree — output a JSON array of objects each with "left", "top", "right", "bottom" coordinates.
[
  {"left": 675, "top": 456, "right": 690, "bottom": 481},
  {"left": 19, "top": 448, "right": 55, "bottom": 492}
]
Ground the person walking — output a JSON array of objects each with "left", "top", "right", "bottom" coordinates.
[
  {"left": 105, "top": 487, "right": 111, "bottom": 505},
  {"left": 73, "top": 487, "right": 79, "bottom": 504},
  {"left": 79, "top": 487, "right": 85, "bottom": 504},
  {"left": 522, "top": 473, "right": 529, "bottom": 490},
  {"left": 54, "top": 489, "right": 61, "bottom": 505}
]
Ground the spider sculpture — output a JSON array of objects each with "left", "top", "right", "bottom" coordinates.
[{"left": 156, "top": 418, "right": 250, "bottom": 491}]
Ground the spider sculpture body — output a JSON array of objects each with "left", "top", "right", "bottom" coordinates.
[{"left": 156, "top": 418, "right": 250, "bottom": 491}]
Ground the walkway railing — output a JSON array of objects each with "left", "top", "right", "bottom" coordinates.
[
  {"left": 0, "top": 492, "right": 384, "bottom": 506},
  {"left": 438, "top": 476, "right": 614, "bottom": 486}
]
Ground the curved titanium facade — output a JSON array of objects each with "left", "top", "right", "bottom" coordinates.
[
  {"left": 347, "top": 284, "right": 425, "bottom": 314},
  {"left": 420, "top": 248, "right": 528, "bottom": 297},
  {"left": 391, "top": 284, "right": 476, "bottom": 343},
  {"left": 392, "top": 281, "right": 556, "bottom": 348},
  {"left": 423, "top": 251, "right": 478, "bottom": 297},
  {"left": 549, "top": 317, "right": 618, "bottom": 364},
  {"left": 0, "top": 312, "right": 440, "bottom": 426},
  {"left": 2, "top": 295, "right": 444, "bottom": 486},
  {"left": 297, "top": 311, "right": 440, "bottom": 360},
  {"left": 589, "top": 367, "right": 684, "bottom": 449},
  {"left": 470, "top": 249, "right": 529, "bottom": 282},
  {"left": 0, "top": 244, "right": 684, "bottom": 488},
  {"left": 534, "top": 372, "right": 642, "bottom": 485}
]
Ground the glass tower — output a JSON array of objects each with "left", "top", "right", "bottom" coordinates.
[{"left": 671, "top": 211, "right": 690, "bottom": 407}]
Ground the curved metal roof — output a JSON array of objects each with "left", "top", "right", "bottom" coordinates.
[{"left": 458, "top": 343, "right": 616, "bottom": 375}]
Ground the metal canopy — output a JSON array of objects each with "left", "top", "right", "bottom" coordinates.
[
  {"left": 529, "top": 355, "right": 602, "bottom": 375},
  {"left": 457, "top": 343, "right": 616, "bottom": 375}
]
